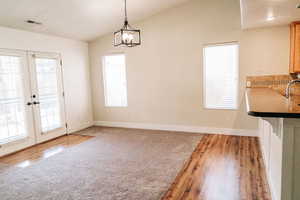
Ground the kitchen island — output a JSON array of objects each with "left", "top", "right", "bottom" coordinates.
[{"left": 246, "top": 87, "right": 300, "bottom": 200}]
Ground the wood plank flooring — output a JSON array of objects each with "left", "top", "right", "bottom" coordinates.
[
  {"left": 162, "top": 134, "right": 271, "bottom": 200},
  {"left": 0, "top": 134, "right": 93, "bottom": 168}
]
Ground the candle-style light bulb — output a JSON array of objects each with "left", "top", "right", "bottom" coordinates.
[{"left": 122, "top": 32, "right": 134, "bottom": 43}]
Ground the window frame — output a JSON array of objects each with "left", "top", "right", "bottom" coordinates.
[
  {"left": 202, "top": 42, "right": 239, "bottom": 110},
  {"left": 102, "top": 53, "right": 128, "bottom": 108}
]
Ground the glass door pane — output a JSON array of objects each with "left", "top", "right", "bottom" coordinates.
[
  {"left": 0, "top": 53, "right": 32, "bottom": 144},
  {"left": 35, "top": 58, "right": 61, "bottom": 133}
]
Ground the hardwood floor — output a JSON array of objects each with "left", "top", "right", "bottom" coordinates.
[
  {"left": 0, "top": 134, "right": 93, "bottom": 168},
  {"left": 162, "top": 134, "right": 271, "bottom": 200}
]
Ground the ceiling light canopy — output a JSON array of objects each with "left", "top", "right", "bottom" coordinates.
[{"left": 114, "top": 0, "right": 141, "bottom": 47}]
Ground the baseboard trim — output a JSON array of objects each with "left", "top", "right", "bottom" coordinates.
[
  {"left": 68, "top": 121, "right": 94, "bottom": 134},
  {"left": 94, "top": 121, "right": 258, "bottom": 137}
]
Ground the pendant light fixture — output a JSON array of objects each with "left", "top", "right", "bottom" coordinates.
[{"left": 114, "top": 0, "right": 141, "bottom": 47}]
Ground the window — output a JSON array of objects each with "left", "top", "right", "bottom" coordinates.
[
  {"left": 203, "top": 43, "right": 239, "bottom": 109},
  {"left": 102, "top": 54, "right": 128, "bottom": 107}
]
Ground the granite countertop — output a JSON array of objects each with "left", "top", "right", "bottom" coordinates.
[{"left": 245, "top": 88, "right": 300, "bottom": 118}]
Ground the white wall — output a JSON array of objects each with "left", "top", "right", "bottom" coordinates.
[
  {"left": 0, "top": 26, "right": 93, "bottom": 133},
  {"left": 89, "top": 0, "right": 289, "bottom": 135}
]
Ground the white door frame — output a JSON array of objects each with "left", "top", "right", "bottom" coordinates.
[{"left": 28, "top": 51, "right": 66, "bottom": 144}]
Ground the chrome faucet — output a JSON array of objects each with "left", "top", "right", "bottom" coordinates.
[{"left": 285, "top": 79, "right": 300, "bottom": 98}]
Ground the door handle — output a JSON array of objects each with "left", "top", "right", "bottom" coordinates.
[
  {"left": 33, "top": 101, "right": 40, "bottom": 105},
  {"left": 27, "top": 102, "right": 32, "bottom": 106}
]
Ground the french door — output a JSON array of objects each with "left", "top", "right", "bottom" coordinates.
[
  {"left": 0, "top": 49, "right": 66, "bottom": 156},
  {"left": 28, "top": 52, "right": 66, "bottom": 143}
]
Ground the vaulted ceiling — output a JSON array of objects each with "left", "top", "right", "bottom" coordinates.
[
  {"left": 1, "top": 0, "right": 300, "bottom": 42},
  {"left": 0, "top": 0, "right": 190, "bottom": 41}
]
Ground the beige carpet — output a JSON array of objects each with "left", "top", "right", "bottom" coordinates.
[{"left": 0, "top": 126, "right": 202, "bottom": 200}]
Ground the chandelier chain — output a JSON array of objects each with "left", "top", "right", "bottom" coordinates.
[{"left": 124, "top": 0, "right": 128, "bottom": 22}]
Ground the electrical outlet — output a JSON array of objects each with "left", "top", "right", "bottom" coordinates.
[{"left": 246, "top": 81, "right": 251, "bottom": 87}]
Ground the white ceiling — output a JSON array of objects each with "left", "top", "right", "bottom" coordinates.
[
  {"left": 2, "top": 0, "right": 300, "bottom": 41},
  {"left": 0, "top": 0, "right": 190, "bottom": 41},
  {"left": 241, "top": 0, "right": 300, "bottom": 29}
]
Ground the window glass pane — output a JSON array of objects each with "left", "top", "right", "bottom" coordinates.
[
  {"left": 203, "top": 43, "right": 239, "bottom": 109},
  {"left": 0, "top": 55, "right": 27, "bottom": 143},
  {"left": 103, "top": 54, "right": 128, "bottom": 107},
  {"left": 35, "top": 58, "right": 61, "bottom": 132}
]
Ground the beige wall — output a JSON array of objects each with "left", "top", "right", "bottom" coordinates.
[
  {"left": 0, "top": 26, "right": 93, "bottom": 133},
  {"left": 89, "top": 0, "right": 289, "bottom": 133}
]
